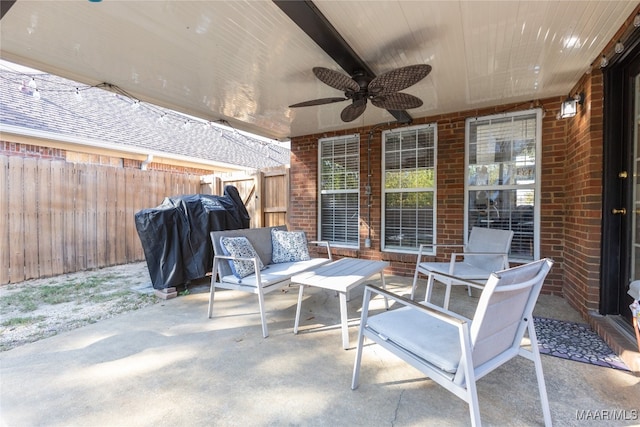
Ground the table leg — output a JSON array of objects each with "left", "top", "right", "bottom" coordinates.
[
  {"left": 339, "top": 291, "right": 349, "bottom": 349},
  {"left": 381, "top": 271, "right": 389, "bottom": 309},
  {"left": 294, "top": 284, "right": 305, "bottom": 334}
]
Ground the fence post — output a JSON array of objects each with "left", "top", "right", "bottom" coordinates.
[{"left": 251, "top": 171, "right": 261, "bottom": 228}]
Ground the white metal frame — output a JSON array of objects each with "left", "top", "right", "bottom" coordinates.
[{"left": 353, "top": 259, "right": 554, "bottom": 427}]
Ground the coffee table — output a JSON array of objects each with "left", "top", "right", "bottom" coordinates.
[{"left": 292, "top": 258, "right": 389, "bottom": 349}]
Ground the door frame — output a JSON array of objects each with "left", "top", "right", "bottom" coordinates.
[{"left": 601, "top": 31, "right": 640, "bottom": 318}]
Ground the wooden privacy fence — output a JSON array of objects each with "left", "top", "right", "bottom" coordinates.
[
  {"left": 0, "top": 156, "right": 289, "bottom": 285},
  {"left": 202, "top": 167, "right": 289, "bottom": 228},
  {"left": 1, "top": 156, "right": 201, "bottom": 285}
]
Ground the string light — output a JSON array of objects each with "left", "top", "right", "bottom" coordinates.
[
  {"left": 615, "top": 40, "right": 624, "bottom": 54},
  {"left": 600, "top": 55, "right": 609, "bottom": 68},
  {"left": 0, "top": 64, "right": 289, "bottom": 164}
]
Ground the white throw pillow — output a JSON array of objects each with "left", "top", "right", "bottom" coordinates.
[
  {"left": 271, "top": 230, "right": 311, "bottom": 263},
  {"left": 220, "top": 236, "right": 265, "bottom": 279}
]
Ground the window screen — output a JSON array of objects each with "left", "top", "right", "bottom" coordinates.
[
  {"left": 466, "top": 109, "right": 541, "bottom": 260},
  {"left": 382, "top": 124, "right": 436, "bottom": 252},
  {"left": 319, "top": 134, "right": 360, "bottom": 247}
]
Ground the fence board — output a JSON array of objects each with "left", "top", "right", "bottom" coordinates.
[
  {"left": 23, "top": 158, "right": 39, "bottom": 279},
  {"left": 124, "top": 168, "right": 137, "bottom": 262},
  {"left": 115, "top": 168, "right": 126, "bottom": 264},
  {"left": 0, "top": 156, "right": 9, "bottom": 284},
  {"left": 50, "top": 161, "right": 65, "bottom": 275},
  {"left": 96, "top": 166, "right": 108, "bottom": 266},
  {"left": 74, "top": 164, "right": 88, "bottom": 270},
  {"left": 86, "top": 166, "right": 98, "bottom": 268},
  {"left": 105, "top": 167, "right": 118, "bottom": 266},
  {"left": 62, "top": 163, "right": 76, "bottom": 273},
  {"left": 37, "top": 158, "right": 53, "bottom": 277},
  {"left": 8, "top": 156, "right": 25, "bottom": 283}
]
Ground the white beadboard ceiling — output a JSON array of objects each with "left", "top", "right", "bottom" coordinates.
[{"left": 0, "top": 1, "right": 636, "bottom": 140}]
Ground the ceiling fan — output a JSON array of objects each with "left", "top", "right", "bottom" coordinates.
[{"left": 289, "top": 64, "right": 431, "bottom": 122}]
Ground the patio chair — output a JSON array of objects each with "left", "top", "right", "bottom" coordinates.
[
  {"left": 352, "top": 258, "right": 554, "bottom": 427},
  {"left": 411, "top": 227, "right": 514, "bottom": 309}
]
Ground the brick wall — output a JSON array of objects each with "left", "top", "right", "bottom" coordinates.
[
  {"left": 1, "top": 141, "right": 66, "bottom": 160},
  {"left": 562, "top": 70, "right": 604, "bottom": 317},
  {"left": 0, "top": 141, "right": 213, "bottom": 175},
  {"left": 290, "top": 94, "right": 598, "bottom": 306}
]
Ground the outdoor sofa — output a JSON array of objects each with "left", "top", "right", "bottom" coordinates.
[{"left": 208, "top": 225, "right": 332, "bottom": 337}]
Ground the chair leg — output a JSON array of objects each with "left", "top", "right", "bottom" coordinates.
[
  {"left": 352, "top": 288, "right": 372, "bottom": 390},
  {"left": 381, "top": 272, "right": 389, "bottom": 310},
  {"left": 443, "top": 278, "right": 453, "bottom": 310},
  {"left": 425, "top": 273, "right": 436, "bottom": 303},
  {"left": 527, "top": 319, "right": 553, "bottom": 426},
  {"left": 351, "top": 329, "right": 365, "bottom": 390},
  {"left": 410, "top": 268, "right": 421, "bottom": 300},
  {"left": 207, "top": 276, "right": 216, "bottom": 318},
  {"left": 257, "top": 287, "right": 269, "bottom": 338}
]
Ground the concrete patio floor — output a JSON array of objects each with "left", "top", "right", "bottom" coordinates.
[{"left": 1, "top": 274, "right": 639, "bottom": 427}]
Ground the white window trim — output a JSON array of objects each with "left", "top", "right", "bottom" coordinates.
[
  {"left": 464, "top": 108, "right": 541, "bottom": 262},
  {"left": 381, "top": 123, "right": 437, "bottom": 255},
  {"left": 317, "top": 133, "right": 360, "bottom": 249}
]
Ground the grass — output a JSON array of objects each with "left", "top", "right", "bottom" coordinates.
[
  {"left": 0, "top": 265, "right": 160, "bottom": 351},
  {"left": 0, "top": 274, "right": 129, "bottom": 312},
  {"left": 1, "top": 315, "right": 47, "bottom": 327}
]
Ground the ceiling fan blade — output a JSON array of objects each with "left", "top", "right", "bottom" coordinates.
[
  {"left": 289, "top": 97, "right": 347, "bottom": 108},
  {"left": 368, "top": 64, "right": 431, "bottom": 95},
  {"left": 313, "top": 67, "right": 360, "bottom": 92},
  {"left": 340, "top": 99, "right": 367, "bottom": 122},
  {"left": 371, "top": 92, "right": 423, "bottom": 110}
]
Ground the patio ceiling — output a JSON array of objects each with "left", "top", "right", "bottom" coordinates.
[{"left": 0, "top": 1, "right": 636, "bottom": 141}]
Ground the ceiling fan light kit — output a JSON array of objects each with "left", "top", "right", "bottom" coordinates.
[{"left": 289, "top": 64, "right": 431, "bottom": 122}]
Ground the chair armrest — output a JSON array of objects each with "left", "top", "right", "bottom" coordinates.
[
  {"left": 416, "top": 243, "right": 465, "bottom": 262},
  {"left": 213, "top": 254, "right": 263, "bottom": 281},
  {"left": 450, "top": 251, "right": 509, "bottom": 270},
  {"left": 450, "top": 251, "right": 508, "bottom": 260},
  {"left": 428, "top": 269, "right": 495, "bottom": 288},
  {"left": 309, "top": 240, "right": 333, "bottom": 260},
  {"left": 363, "top": 285, "right": 470, "bottom": 326}
]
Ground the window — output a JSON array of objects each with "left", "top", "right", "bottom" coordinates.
[
  {"left": 465, "top": 109, "right": 541, "bottom": 261},
  {"left": 382, "top": 124, "right": 436, "bottom": 253},
  {"left": 318, "top": 134, "right": 360, "bottom": 247}
]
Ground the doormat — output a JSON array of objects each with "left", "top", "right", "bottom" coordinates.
[{"left": 533, "top": 317, "right": 629, "bottom": 371}]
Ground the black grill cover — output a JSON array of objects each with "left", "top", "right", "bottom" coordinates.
[{"left": 135, "top": 186, "right": 250, "bottom": 289}]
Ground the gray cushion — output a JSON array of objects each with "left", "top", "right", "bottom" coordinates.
[
  {"left": 366, "top": 306, "right": 462, "bottom": 374},
  {"left": 219, "top": 258, "right": 330, "bottom": 287}
]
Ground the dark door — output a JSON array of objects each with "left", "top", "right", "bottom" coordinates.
[{"left": 601, "top": 36, "right": 640, "bottom": 324}]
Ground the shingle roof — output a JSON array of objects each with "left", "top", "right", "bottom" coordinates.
[{"left": 0, "top": 68, "right": 290, "bottom": 170}]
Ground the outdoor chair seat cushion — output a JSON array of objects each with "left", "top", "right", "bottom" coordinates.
[
  {"left": 366, "top": 305, "right": 463, "bottom": 375},
  {"left": 219, "top": 258, "right": 330, "bottom": 286}
]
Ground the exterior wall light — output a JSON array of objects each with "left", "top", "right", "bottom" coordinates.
[{"left": 560, "top": 92, "right": 585, "bottom": 119}]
